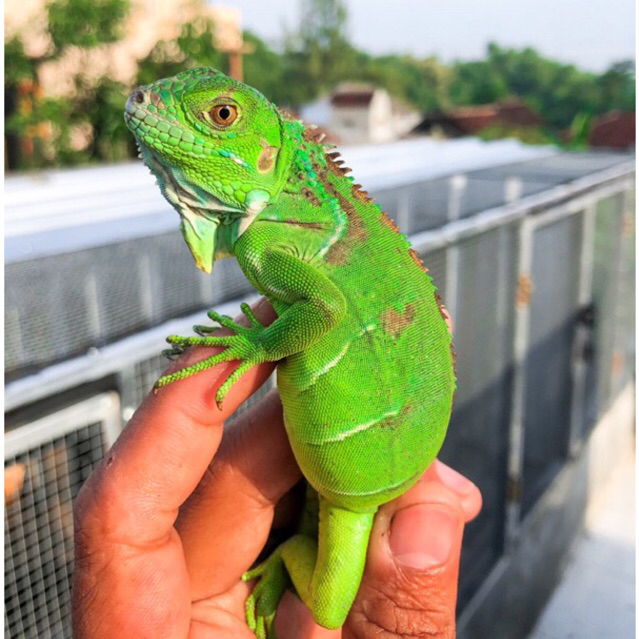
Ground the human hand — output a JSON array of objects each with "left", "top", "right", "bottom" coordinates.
[{"left": 72, "top": 298, "right": 481, "bottom": 639}]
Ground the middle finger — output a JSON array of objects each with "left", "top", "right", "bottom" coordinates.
[{"left": 177, "top": 389, "right": 302, "bottom": 600}]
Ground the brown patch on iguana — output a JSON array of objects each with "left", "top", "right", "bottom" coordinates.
[
  {"left": 302, "top": 126, "right": 321, "bottom": 144},
  {"left": 324, "top": 240, "right": 351, "bottom": 266},
  {"left": 380, "top": 303, "right": 416, "bottom": 339},
  {"left": 317, "top": 175, "right": 369, "bottom": 266},
  {"left": 450, "top": 341, "right": 458, "bottom": 374},
  {"left": 334, "top": 191, "right": 368, "bottom": 242},
  {"left": 378, "top": 403, "right": 413, "bottom": 430},
  {"left": 301, "top": 187, "right": 322, "bottom": 207}
]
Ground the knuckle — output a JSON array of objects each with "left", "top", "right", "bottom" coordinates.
[{"left": 348, "top": 574, "right": 455, "bottom": 639}]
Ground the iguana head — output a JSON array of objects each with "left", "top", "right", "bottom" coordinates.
[{"left": 124, "top": 67, "right": 291, "bottom": 273}]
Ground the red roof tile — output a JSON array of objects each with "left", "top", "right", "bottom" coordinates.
[{"left": 589, "top": 112, "right": 635, "bottom": 150}]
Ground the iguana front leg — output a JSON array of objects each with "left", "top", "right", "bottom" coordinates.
[{"left": 156, "top": 247, "right": 346, "bottom": 407}]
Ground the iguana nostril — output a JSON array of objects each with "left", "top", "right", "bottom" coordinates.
[{"left": 133, "top": 90, "right": 146, "bottom": 104}]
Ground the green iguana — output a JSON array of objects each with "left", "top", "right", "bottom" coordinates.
[{"left": 124, "top": 67, "right": 456, "bottom": 638}]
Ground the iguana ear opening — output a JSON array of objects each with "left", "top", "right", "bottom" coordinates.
[{"left": 179, "top": 213, "right": 218, "bottom": 274}]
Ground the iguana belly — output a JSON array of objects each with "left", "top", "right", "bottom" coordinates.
[{"left": 276, "top": 304, "right": 454, "bottom": 512}]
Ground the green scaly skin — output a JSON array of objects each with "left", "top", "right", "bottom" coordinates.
[{"left": 125, "top": 68, "right": 456, "bottom": 637}]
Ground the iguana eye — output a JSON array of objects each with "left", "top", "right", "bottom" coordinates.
[{"left": 209, "top": 104, "right": 238, "bottom": 126}]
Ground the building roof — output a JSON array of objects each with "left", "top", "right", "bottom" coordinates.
[
  {"left": 330, "top": 83, "right": 376, "bottom": 107},
  {"left": 331, "top": 91, "right": 375, "bottom": 108},
  {"left": 416, "top": 99, "right": 542, "bottom": 136},
  {"left": 589, "top": 112, "right": 635, "bottom": 150}
]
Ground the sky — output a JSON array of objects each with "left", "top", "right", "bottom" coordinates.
[{"left": 211, "top": 0, "right": 635, "bottom": 72}]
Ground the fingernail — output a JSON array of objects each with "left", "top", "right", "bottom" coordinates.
[
  {"left": 436, "top": 463, "right": 475, "bottom": 494},
  {"left": 390, "top": 504, "right": 458, "bottom": 570}
]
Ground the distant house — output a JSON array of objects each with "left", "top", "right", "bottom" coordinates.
[
  {"left": 589, "top": 112, "right": 635, "bottom": 151},
  {"left": 301, "top": 83, "right": 421, "bottom": 145},
  {"left": 414, "top": 99, "right": 542, "bottom": 138}
]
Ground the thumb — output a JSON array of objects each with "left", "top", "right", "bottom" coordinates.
[{"left": 344, "top": 462, "right": 481, "bottom": 639}]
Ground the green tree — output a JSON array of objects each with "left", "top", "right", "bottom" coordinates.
[
  {"left": 47, "top": 0, "right": 129, "bottom": 49},
  {"left": 481, "top": 43, "right": 603, "bottom": 129},
  {"left": 136, "top": 16, "right": 223, "bottom": 87},
  {"left": 449, "top": 59, "right": 509, "bottom": 105},
  {"left": 597, "top": 60, "right": 635, "bottom": 112},
  {"left": 5, "top": 0, "right": 131, "bottom": 170},
  {"left": 242, "top": 30, "right": 286, "bottom": 104},
  {"left": 280, "top": 0, "right": 358, "bottom": 107}
]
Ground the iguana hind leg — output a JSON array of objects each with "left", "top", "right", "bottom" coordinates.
[{"left": 244, "top": 495, "right": 375, "bottom": 635}]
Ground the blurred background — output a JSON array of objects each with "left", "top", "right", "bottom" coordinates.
[
  {"left": 4, "top": 0, "right": 636, "bottom": 169},
  {"left": 4, "top": 1, "right": 636, "bottom": 638}
]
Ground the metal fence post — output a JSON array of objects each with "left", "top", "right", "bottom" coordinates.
[
  {"left": 138, "top": 253, "right": 157, "bottom": 323},
  {"left": 497, "top": 177, "right": 523, "bottom": 331},
  {"left": 504, "top": 176, "right": 523, "bottom": 205},
  {"left": 396, "top": 190, "right": 411, "bottom": 234},
  {"left": 116, "top": 365, "right": 139, "bottom": 425},
  {"left": 445, "top": 174, "right": 467, "bottom": 324},
  {"left": 567, "top": 200, "right": 597, "bottom": 456},
  {"left": 505, "top": 215, "right": 534, "bottom": 547},
  {"left": 85, "top": 270, "right": 102, "bottom": 341},
  {"left": 604, "top": 181, "right": 633, "bottom": 405}
]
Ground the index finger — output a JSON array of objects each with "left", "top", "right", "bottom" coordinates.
[{"left": 76, "top": 297, "right": 277, "bottom": 546}]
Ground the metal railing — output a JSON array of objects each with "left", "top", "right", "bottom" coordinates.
[
  {"left": 4, "top": 151, "right": 635, "bottom": 638},
  {"left": 4, "top": 394, "right": 120, "bottom": 638}
]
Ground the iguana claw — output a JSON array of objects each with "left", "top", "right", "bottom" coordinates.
[{"left": 162, "top": 346, "right": 184, "bottom": 360}]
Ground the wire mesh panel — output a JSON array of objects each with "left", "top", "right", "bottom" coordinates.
[
  {"left": 5, "top": 230, "right": 255, "bottom": 382},
  {"left": 419, "top": 247, "right": 447, "bottom": 297},
  {"left": 130, "top": 353, "right": 169, "bottom": 409},
  {"left": 370, "top": 182, "right": 450, "bottom": 234},
  {"left": 438, "top": 225, "right": 518, "bottom": 608},
  {"left": 148, "top": 233, "right": 204, "bottom": 319},
  {"left": 4, "top": 395, "right": 120, "bottom": 639},
  {"left": 611, "top": 187, "right": 636, "bottom": 396},
  {"left": 587, "top": 194, "right": 625, "bottom": 423},
  {"left": 521, "top": 214, "right": 582, "bottom": 516},
  {"left": 402, "top": 179, "right": 450, "bottom": 233},
  {"left": 5, "top": 252, "right": 96, "bottom": 378}
]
